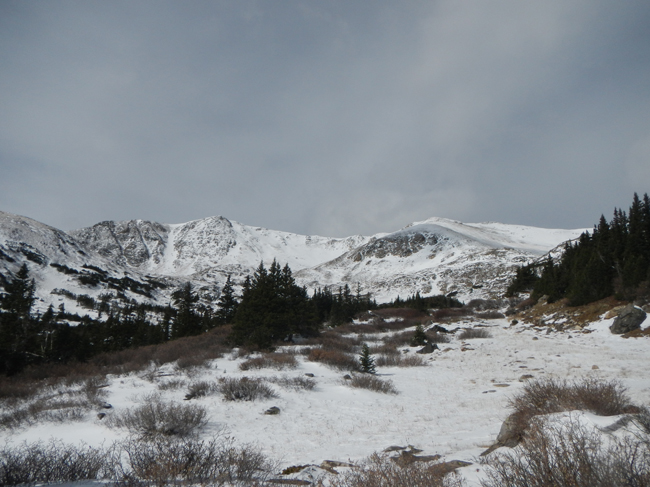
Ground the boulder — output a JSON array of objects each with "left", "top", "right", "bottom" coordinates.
[
  {"left": 610, "top": 304, "right": 647, "bottom": 334},
  {"left": 265, "top": 406, "right": 281, "bottom": 415},
  {"left": 495, "top": 413, "right": 524, "bottom": 448},
  {"left": 416, "top": 342, "right": 439, "bottom": 354}
]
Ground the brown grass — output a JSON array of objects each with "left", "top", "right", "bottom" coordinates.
[
  {"left": 502, "top": 377, "right": 637, "bottom": 445},
  {"left": 375, "top": 354, "right": 427, "bottom": 367},
  {"left": 481, "top": 416, "right": 650, "bottom": 487},
  {"left": 239, "top": 353, "right": 298, "bottom": 371},
  {"left": 346, "top": 374, "right": 398, "bottom": 394},
  {"left": 431, "top": 308, "right": 472, "bottom": 321},
  {"left": 457, "top": 328, "right": 492, "bottom": 340},
  {"left": 319, "top": 453, "right": 465, "bottom": 487},
  {"left": 306, "top": 348, "right": 360, "bottom": 372}
]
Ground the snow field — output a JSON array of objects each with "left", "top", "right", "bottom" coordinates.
[{"left": 2, "top": 315, "right": 649, "bottom": 485}]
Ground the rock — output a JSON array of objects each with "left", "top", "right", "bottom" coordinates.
[
  {"left": 391, "top": 450, "right": 442, "bottom": 466},
  {"left": 343, "top": 374, "right": 352, "bottom": 380},
  {"left": 265, "top": 406, "right": 281, "bottom": 415},
  {"left": 495, "top": 413, "right": 524, "bottom": 448},
  {"left": 320, "top": 460, "right": 354, "bottom": 469},
  {"left": 610, "top": 304, "right": 647, "bottom": 334},
  {"left": 430, "top": 325, "right": 450, "bottom": 334},
  {"left": 97, "top": 413, "right": 106, "bottom": 420},
  {"left": 416, "top": 342, "right": 439, "bottom": 354},
  {"left": 304, "top": 373, "right": 315, "bottom": 377},
  {"left": 383, "top": 445, "right": 407, "bottom": 452},
  {"left": 592, "top": 365, "right": 599, "bottom": 370},
  {"left": 519, "top": 374, "right": 534, "bottom": 382}
]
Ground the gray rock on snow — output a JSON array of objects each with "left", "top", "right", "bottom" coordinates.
[{"left": 609, "top": 304, "right": 647, "bottom": 334}]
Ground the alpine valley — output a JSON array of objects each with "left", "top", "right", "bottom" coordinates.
[{"left": 0, "top": 210, "right": 585, "bottom": 317}]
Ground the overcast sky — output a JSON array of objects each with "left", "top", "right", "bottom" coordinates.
[{"left": 1, "top": 1, "right": 649, "bottom": 237}]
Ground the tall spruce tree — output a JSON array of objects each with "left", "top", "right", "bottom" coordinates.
[{"left": 216, "top": 275, "right": 238, "bottom": 324}]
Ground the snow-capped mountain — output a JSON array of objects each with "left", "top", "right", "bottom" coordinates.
[{"left": 0, "top": 210, "right": 586, "bottom": 315}]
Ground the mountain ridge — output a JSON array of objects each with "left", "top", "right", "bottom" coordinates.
[{"left": 0, "top": 210, "right": 586, "bottom": 316}]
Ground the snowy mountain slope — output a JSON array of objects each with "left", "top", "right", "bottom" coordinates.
[
  {"left": 0, "top": 211, "right": 173, "bottom": 316},
  {"left": 1, "top": 211, "right": 586, "bottom": 313},
  {"left": 295, "top": 218, "right": 585, "bottom": 303}
]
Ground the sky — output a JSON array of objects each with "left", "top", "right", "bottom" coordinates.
[{"left": 1, "top": 1, "right": 650, "bottom": 237}]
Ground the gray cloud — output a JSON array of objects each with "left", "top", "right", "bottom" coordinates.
[{"left": 1, "top": 0, "right": 649, "bottom": 237}]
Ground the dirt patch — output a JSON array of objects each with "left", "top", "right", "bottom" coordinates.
[{"left": 515, "top": 296, "right": 626, "bottom": 330}]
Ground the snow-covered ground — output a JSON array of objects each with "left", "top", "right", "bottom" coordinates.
[{"left": 3, "top": 315, "right": 649, "bottom": 485}]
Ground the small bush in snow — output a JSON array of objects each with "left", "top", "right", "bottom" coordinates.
[
  {"left": 504, "top": 377, "right": 636, "bottom": 445},
  {"left": 481, "top": 416, "right": 650, "bottom": 487},
  {"left": 114, "top": 436, "right": 275, "bottom": 486},
  {"left": 306, "top": 348, "right": 360, "bottom": 372},
  {"left": 218, "top": 377, "right": 278, "bottom": 401},
  {"left": 321, "top": 453, "right": 464, "bottom": 487},
  {"left": 375, "top": 354, "right": 427, "bottom": 367},
  {"left": 346, "top": 374, "right": 397, "bottom": 395},
  {"left": 107, "top": 394, "right": 208, "bottom": 437},
  {"left": 267, "top": 375, "right": 316, "bottom": 391},
  {"left": 185, "top": 380, "right": 218, "bottom": 400},
  {"left": 457, "top": 328, "right": 492, "bottom": 340},
  {"left": 0, "top": 440, "right": 107, "bottom": 485},
  {"left": 239, "top": 353, "right": 298, "bottom": 371}
]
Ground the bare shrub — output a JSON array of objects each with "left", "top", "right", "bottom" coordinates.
[
  {"left": 383, "top": 331, "right": 415, "bottom": 348},
  {"left": 319, "top": 331, "right": 362, "bottom": 352},
  {"left": 321, "top": 453, "right": 465, "bottom": 487},
  {"left": 505, "top": 377, "right": 635, "bottom": 442},
  {"left": 475, "top": 311, "right": 505, "bottom": 320},
  {"left": 510, "top": 377, "right": 633, "bottom": 419},
  {"left": 217, "top": 377, "right": 278, "bottom": 401},
  {"left": 457, "top": 328, "right": 492, "bottom": 339},
  {"left": 306, "top": 348, "right": 360, "bottom": 372},
  {"left": 481, "top": 417, "right": 650, "bottom": 487},
  {"left": 346, "top": 374, "right": 398, "bottom": 394},
  {"left": 431, "top": 308, "right": 472, "bottom": 321},
  {"left": 113, "top": 436, "right": 275, "bottom": 486},
  {"left": 375, "top": 354, "right": 427, "bottom": 367},
  {"left": 267, "top": 375, "right": 316, "bottom": 391},
  {"left": 107, "top": 394, "right": 208, "bottom": 437},
  {"left": 239, "top": 353, "right": 298, "bottom": 371},
  {"left": 176, "top": 355, "right": 210, "bottom": 370},
  {"left": 185, "top": 380, "right": 217, "bottom": 400},
  {"left": 158, "top": 378, "right": 187, "bottom": 391},
  {"left": 0, "top": 377, "right": 108, "bottom": 429},
  {"left": 0, "top": 440, "right": 108, "bottom": 485},
  {"left": 369, "top": 343, "right": 400, "bottom": 355}
]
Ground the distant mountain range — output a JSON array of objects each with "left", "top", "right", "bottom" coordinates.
[{"left": 0, "top": 211, "right": 585, "bottom": 316}]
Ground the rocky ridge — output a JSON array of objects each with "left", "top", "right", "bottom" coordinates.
[{"left": 0, "top": 210, "right": 585, "bottom": 316}]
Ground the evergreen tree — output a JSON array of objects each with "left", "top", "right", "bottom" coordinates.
[
  {"left": 359, "top": 343, "right": 376, "bottom": 374},
  {"left": 410, "top": 324, "right": 427, "bottom": 346},
  {"left": 216, "top": 275, "right": 238, "bottom": 324},
  {"left": 230, "top": 261, "right": 319, "bottom": 349},
  {"left": 171, "top": 282, "right": 201, "bottom": 338},
  {"left": 1, "top": 264, "right": 35, "bottom": 317}
]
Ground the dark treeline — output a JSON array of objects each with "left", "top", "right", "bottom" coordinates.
[
  {"left": 508, "top": 193, "right": 650, "bottom": 306},
  {"left": 381, "top": 292, "right": 464, "bottom": 311},
  {"left": 1, "top": 257, "right": 464, "bottom": 374}
]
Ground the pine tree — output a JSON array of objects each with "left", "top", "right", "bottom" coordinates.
[
  {"left": 410, "top": 324, "right": 427, "bottom": 346},
  {"left": 216, "top": 275, "right": 238, "bottom": 324},
  {"left": 171, "top": 282, "right": 201, "bottom": 338},
  {"left": 1, "top": 264, "right": 35, "bottom": 317},
  {"left": 359, "top": 343, "right": 376, "bottom": 374}
]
